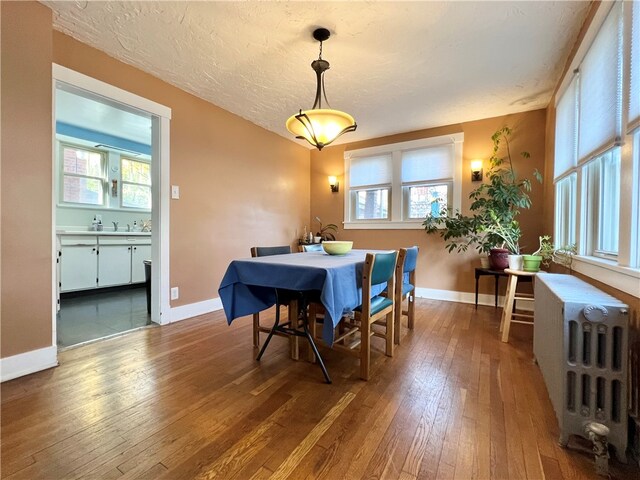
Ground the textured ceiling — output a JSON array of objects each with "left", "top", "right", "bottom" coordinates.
[{"left": 43, "top": 1, "right": 591, "bottom": 147}]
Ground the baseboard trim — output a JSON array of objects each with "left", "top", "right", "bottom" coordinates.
[
  {"left": 414, "top": 287, "right": 534, "bottom": 311},
  {"left": 169, "top": 297, "right": 223, "bottom": 323},
  {"left": 1, "top": 345, "right": 58, "bottom": 382}
]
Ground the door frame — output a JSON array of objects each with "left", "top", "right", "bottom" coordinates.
[{"left": 51, "top": 64, "right": 172, "bottom": 350}]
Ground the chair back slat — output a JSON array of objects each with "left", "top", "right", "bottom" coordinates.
[
  {"left": 403, "top": 246, "right": 419, "bottom": 273},
  {"left": 300, "top": 244, "right": 323, "bottom": 252},
  {"left": 251, "top": 245, "right": 292, "bottom": 257},
  {"left": 370, "top": 251, "right": 397, "bottom": 286}
]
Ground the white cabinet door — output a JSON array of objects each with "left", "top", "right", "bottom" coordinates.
[
  {"left": 60, "top": 246, "right": 98, "bottom": 292},
  {"left": 131, "top": 244, "right": 151, "bottom": 283},
  {"left": 98, "top": 245, "right": 132, "bottom": 287}
]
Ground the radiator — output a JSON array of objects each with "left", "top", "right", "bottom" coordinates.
[{"left": 534, "top": 273, "right": 629, "bottom": 462}]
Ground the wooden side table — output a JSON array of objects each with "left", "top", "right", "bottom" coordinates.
[
  {"left": 499, "top": 268, "right": 538, "bottom": 343},
  {"left": 474, "top": 267, "right": 532, "bottom": 308}
]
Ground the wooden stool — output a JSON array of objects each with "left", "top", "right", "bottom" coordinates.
[{"left": 499, "top": 268, "right": 538, "bottom": 342}]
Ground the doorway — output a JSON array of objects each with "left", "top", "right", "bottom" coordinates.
[{"left": 52, "top": 65, "right": 171, "bottom": 348}]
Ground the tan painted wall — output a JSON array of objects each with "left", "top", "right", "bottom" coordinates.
[
  {"left": 310, "top": 109, "right": 547, "bottom": 295},
  {"left": 1, "top": 2, "right": 54, "bottom": 358},
  {"left": 1, "top": 3, "right": 310, "bottom": 360},
  {"left": 52, "top": 33, "right": 311, "bottom": 309}
]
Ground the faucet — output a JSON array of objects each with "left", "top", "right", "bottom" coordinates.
[
  {"left": 112, "top": 221, "right": 119, "bottom": 232},
  {"left": 126, "top": 224, "right": 131, "bottom": 232}
]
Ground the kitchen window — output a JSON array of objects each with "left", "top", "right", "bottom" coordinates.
[
  {"left": 60, "top": 144, "right": 106, "bottom": 206},
  {"left": 344, "top": 133, "right": 463, "bottom": 229},
  {"left": 121, "top": 157, "right": 152, "bottom": 209}
]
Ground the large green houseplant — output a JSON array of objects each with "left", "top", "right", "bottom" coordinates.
[{"left": 423, "top": 126, "right": 541, "bottom": 269}]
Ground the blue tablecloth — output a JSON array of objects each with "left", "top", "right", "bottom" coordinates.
[{"left": 218, "top": 249, "right": 383, "bottom": 345}]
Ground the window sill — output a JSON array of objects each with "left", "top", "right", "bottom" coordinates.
[
  {"left": 572, "top": 255, "right": 640, "bottom": 298},
  {"left": 343, "top": 221, "right": 425, "bottom": 230}
]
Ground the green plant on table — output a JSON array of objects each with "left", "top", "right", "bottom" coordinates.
[
  {"left": 532, "top": 235, "right": 555, "bottom": 267},
  {"left": 315, "top": 216, "right": 338, "bottom": 241}
]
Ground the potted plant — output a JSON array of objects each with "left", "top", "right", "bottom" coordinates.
[
  {"left": 553, "top": 243, "right": 578, "bottom": 273},
  {"left": 314, "top": 216, "right": 338, "bottom": 242},
  {"left": 480, "top": 212, "right": 522, "bottom": 270},
  {"left": 423, "top": 126, "right": 541, "bottom": 270}
]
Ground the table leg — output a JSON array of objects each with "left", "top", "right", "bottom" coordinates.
[
  {"left": 494, "top": 274, "right": 499, "bottom": 308},
  {"left": 475, "top": 272, "right": 480, "bottom": 309}
]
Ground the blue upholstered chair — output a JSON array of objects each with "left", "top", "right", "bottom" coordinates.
[
  {"left": 299, "top": 243, "right": 324, "bottom": 252},
  {"left": 394, "top": 246, "right": 418, "bottom": 344}
]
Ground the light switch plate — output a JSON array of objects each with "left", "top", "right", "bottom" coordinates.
[
  {"left": 170, "top": 287, "right": 179, "bottom": 300},
  {"left": 171, "top": 185, "right": 180, "bottom": 199}
]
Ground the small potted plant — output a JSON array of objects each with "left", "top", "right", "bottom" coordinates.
[
  {"left": 480, "top": 212, "right": 523, "bottom": 270},
  {"left": 553, "top": 243, "right": 578, "bottom": 273},
  {"left": 314, "top": 216, "right": 338, "bottom": 242},
  {"left": 523, "top": 235, "right": 554, "bottom": 272}
]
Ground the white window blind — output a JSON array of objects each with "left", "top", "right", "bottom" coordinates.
[
  {"left": 554, "top": 76, "right": 578, "bottom": 179},
  {"left": 401, "top": 144, "right": 454, "bottom": 183},
  {"left": 578, "top": 2, "right": 623, "bottom": 161},
  {"left": 629, "top": 0, "right": 640, "bottom": 131},
  {"left": 349, "top": 154, "right": 392, "bottom": 187}
]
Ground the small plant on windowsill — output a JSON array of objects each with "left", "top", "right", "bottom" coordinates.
[{"left": 423, "top": 126, "right": 541, "bottom": 269}]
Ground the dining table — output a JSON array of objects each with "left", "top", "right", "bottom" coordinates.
[{"left": 218, "top": 249, "right": 386, "bottom": 383}]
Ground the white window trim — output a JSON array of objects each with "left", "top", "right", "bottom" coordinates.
[
  {"left": 571, "top": 255, "right": 640, "bottom": 298},
  {"left": 58, "top": 142, "right": 108, "bottom": 207},
  {"left": 343, "top": 133, "right": 464, "bottom": 230}
]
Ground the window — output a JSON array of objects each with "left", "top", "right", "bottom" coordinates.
[
  {"left": 60, "top": 144, "right": 106, "bottom": 206},
  {"left": 555, "top": 173, "right": 577, "bottom": 248},
  {"left": 583, "top": 148, "right": 621, "bottom": 257},
  {"left": 401, "top": 145, "right": 453, "bottom": 220},
  {"left": 552, "top": 1, "right": 639, "bottom": 295},
  {"left": 344, "top": 133, "right": 463, "bottom": 229},
  {"left": 121, "top": 158, "right": 152, "bottom": 209}
]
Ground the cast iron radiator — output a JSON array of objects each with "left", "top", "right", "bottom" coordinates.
[{"left": 534, "top": 273, "right": 629, "bottom": 462}]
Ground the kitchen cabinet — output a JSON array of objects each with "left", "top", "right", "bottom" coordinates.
[
  {"left": 98, "top": 244, "right": 132, "bottom": 287},
  {"left": 131, "top": 244, "right": 151, "bottom": 283},
  {"left": 59, "top": 233, "right": 151, "bottom": 292},
  {"left": 60, "top": 236, "right": 98, "bottom": 292}
]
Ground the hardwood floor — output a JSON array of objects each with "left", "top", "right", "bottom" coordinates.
[{"left": 1, "top": 300, "right": 636, "bottom": 479}]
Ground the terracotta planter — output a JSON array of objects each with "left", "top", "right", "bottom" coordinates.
[
  {"left": 489, "top": 248, "right": 509, "bottom": 270},
  {"left": 523, "top": 254, "right": 542, "bottom": 272}
]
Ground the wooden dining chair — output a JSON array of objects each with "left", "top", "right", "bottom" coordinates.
[
  {"left": 325, "top": 251, "right": 398, "bottom": 380},
  {"left": 250, "top": 245, "right": 299, "bottom": 359},
  {"left": 394, "top": 246, "right": 418, "bottom": 344}
]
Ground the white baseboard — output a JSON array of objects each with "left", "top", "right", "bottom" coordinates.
[
  {"left": 414, "top": 287, "right": 534, "bottom": 311},
  {"left": 1, "top": 345, "right": 58, "bottom": 382},
  {"left": 169, "top": 297, "right": 223, "bottom": 323}
]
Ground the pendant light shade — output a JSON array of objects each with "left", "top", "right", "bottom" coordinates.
[{"left": 286, "top": 28, "right": 357, "bottom": 150}]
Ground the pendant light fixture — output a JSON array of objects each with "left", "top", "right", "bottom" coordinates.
[{"left": 286, "top": 28, "right": 357, "bottom": 150}]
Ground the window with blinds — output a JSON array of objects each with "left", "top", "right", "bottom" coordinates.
[
  {"left": 344, "top": 133, "right": 463, "bottom": 227},
  {"left": 553, "top": 1, "right": 635, "bottom": 260}
]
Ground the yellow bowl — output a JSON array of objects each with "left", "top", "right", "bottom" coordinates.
[{"left": 322, "top": 241, "right": 353, "bottom": 255}]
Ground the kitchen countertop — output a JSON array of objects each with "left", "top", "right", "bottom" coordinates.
[{"left": 57, "top": 230, "right": 151, "bottom": 236}]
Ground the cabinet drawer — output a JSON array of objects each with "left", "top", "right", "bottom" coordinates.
[
  {"left": 60, "top": 235, "right": 98, "bottom": 246},
  {"left": 98, "top": 236, "right": 151, "bottom": 246}
]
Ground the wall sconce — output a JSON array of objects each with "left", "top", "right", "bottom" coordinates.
[
  {"left": 471, "top": 160, "right": 483, "bottom": 182},
  {"left": 328, "top": 176, "right": 339, "bottom": 193}
]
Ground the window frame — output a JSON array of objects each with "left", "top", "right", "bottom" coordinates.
[
  {"left": 58, "top": 142, "right": 107, "bottom": 207},
  {"left": 120, "top": 156, "right": 152, "bottom": 210},
  {"left": 343, "top": 133, "right": 463, "bottom": 230},
  {"left": 554, "top": 172, "right": 577, "bottom": 249}
]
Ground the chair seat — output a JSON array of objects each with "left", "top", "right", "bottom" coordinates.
[
  {"left": 355, "top": 295, "right": 393, "bottom": 316},
  {"left": 402, "top": 282, "right": 414, "bottom": 296}
]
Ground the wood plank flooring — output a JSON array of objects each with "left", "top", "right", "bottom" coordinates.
[{"left": 1, "top": 300, "right": 637, "bottom": 479}]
